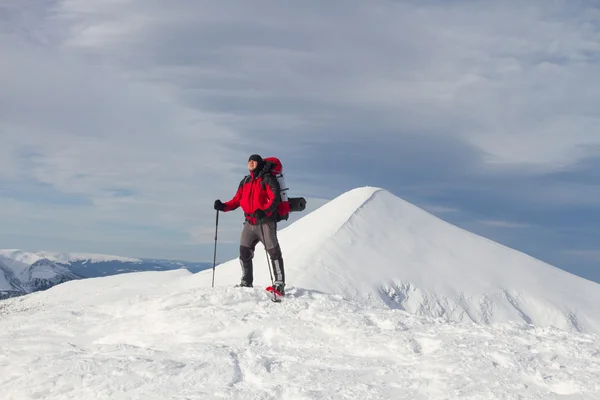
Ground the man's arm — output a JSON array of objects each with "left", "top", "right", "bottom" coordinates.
[{"left": 223, "top": 178, "right": 246, "bottom": 212}]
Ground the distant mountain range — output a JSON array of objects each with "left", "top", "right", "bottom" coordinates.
[{"left": 0, "top": 249, "right": 212, "bottom": 299}]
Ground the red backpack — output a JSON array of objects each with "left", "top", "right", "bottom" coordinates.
[{"left": 262, "top": 157, "right": 306, "bottom": 221}]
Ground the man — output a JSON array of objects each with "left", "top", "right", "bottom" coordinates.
[{"left": 214, "top": 154, "right": 285, "bottom": 295}]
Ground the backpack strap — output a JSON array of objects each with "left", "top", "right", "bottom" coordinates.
[{"left": 260, "top": 172, "right": 270, "bottom": 190}]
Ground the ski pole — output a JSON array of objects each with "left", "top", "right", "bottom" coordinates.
[{"left": 211, "top": 210, "right": 219, "bottom": 288}]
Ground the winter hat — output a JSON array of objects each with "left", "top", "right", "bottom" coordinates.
[{"left": 248, "top": 154, "right": 263, "bottom": 163}]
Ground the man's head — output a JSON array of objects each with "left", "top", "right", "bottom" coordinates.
[{"left": 248, "top": 154, "right": 263, "bottom": 172}]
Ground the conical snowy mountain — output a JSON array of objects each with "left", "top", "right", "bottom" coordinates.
[{"left": 196, "top": 187, "right": 600, "bottom": 334}]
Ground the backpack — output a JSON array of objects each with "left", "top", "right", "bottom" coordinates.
[{"left": 262, "top": 157, "right": 306, "bottom": 222}]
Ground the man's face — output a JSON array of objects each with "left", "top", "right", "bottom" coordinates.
[{"left": 248, "top": 160, "right": 258, "bottom": 171}]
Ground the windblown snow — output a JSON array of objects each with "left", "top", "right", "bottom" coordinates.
[{"left": 1, "top": 187, "right": 600, "bottom": 399}]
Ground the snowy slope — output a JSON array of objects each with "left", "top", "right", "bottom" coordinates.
[
  {"left": 193, "top": 187, "right": 600, "bottom": 334},
  {"left": 0, "top": 270, "right": 599, "bottom": 399}
]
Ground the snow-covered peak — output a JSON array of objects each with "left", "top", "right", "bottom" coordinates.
[
  {"left": 26, "top": 258, "right": 76, "bottom": 280},
  {"left": 0, "top": 249, "right": 142, "bottom": 265},
  {"left": 193, "top": 186, "right": 600, "bottom": 334}
]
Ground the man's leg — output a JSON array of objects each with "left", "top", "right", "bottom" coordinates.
[
  {"left": 239, "top": 222, "right": 260, "bottom": 286},
  {"left": 260, "top": 221, "right": 285, "bottom": 292}
]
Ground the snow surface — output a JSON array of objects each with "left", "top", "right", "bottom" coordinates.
[
  {"left": 0, "top": 249, "right": 142, "bottom": 265},
  {"left": 195, "top": 187, "right": 600, "bottom": 334},
  {"left": 2, "top": 186, "right": 600, "bottom": 399},
  {"left": 1, "top": 270, "right": 599, "bottom": 399}
]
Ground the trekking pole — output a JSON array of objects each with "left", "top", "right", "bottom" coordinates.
[
  {"left": 211, "top": 210, "right": 219, "bottom": 288},
  {"left": 259, "top": 218, "right": 277, "bottom": 301}
]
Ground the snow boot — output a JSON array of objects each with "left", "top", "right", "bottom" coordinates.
[
  {"left": 238, "top": 257, "right": 253, "bottom": 288},
  {"left": 274, "top": 283, "right": 285, "bottom": 296}
]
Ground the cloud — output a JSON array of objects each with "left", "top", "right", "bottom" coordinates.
[
  {"left": 51, "top": 0, "right": 600, "bottom": 168},
  {"left": 1, "top": 0, "right": 600, "bottom": 263},
  {"left": 479, "top": 220, "right": 533, "bottom": 229},
  {"left": 421, "top": 205, "right": 460, "bottom": 215},
  {"left": 564, "top": 250, "right": 600, "bottom": 261}
]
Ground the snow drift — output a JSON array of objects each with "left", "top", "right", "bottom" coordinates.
[{"left": 194, "top": 187, "right": 600, "bottom": 334}]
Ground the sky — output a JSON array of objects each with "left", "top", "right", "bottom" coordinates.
[{"left": 1, "top": 0, "right": 599, "bottom": 283}]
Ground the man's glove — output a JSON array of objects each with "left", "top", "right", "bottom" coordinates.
[
  {"left": 214, "top": 200, "right": 225, "bottom": 211},
  {"left": 255, "top": 209, "right": 267, "bottom": 220}
]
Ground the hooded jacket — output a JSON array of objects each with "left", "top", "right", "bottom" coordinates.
[{"left": 223, "top": 165, "right": 281, "bottom": 225}]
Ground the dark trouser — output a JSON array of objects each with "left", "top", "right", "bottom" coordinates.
[{"left": 239, "top": 220, "right": 285, "bottom": 286}]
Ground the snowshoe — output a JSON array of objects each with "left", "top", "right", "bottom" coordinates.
[{"left": 266, "top": 284, "right": 285, "bottom": 302}]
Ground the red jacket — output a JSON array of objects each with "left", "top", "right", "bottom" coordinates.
[{"left": 223, "top": 169, "right": 280, "bottom": 225}]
